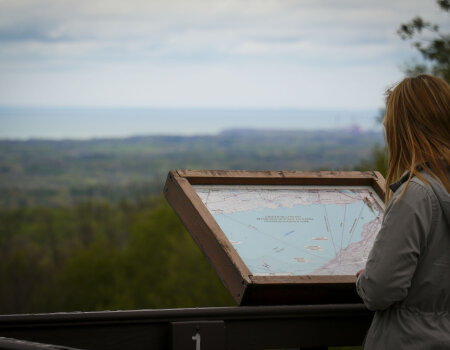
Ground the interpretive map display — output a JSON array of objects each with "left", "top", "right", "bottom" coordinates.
[{"left": 194, "top": 185, "right": 384, "bottom": 276}]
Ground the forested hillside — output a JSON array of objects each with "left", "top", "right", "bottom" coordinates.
[
  {"left": 0, "top": 128, "right": 382, "bottom": 208},
  {"left": 0, "top": 128, "right": 384, "bottom": 314},
  {"left": 0, "top": 198, "right": 235, "bottom": 314}
]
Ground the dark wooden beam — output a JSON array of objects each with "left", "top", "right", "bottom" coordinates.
[{"left": 0, "top": 305, "right": 373, "bottom": 350}]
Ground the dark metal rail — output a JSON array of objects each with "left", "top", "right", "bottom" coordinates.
[{"left": 0, "top": 304, "right": 373, "bottom": 350}]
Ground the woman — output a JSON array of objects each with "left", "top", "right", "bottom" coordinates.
[{"left": 356, "top": 74, "right": 450, "bottom": 349}]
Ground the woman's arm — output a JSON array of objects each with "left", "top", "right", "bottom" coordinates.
[{"left": 356, "top": 181, "right": 434, "bottom": 311}]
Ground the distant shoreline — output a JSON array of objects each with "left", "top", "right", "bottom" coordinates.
[
  {"left": 0, "top": 106, "right": 381, "bottom": 140},
  {"left": 0, "top": 127, "right": 383, "bottom": 142}
]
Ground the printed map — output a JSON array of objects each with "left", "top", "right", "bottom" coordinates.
[{"left": 193, "top": 185, "right": 384, "bottom": 276}]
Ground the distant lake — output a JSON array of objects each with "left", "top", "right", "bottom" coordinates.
[{"left": 0, "top": 106, "right": 381, "bottom": 140}]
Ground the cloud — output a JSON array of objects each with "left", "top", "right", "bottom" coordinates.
[
  {"left": 0, "top": 0, "right": 448, "bottom": 108},
  {"left": 2, "top": 0, "right": 445, "bottom": 53}
]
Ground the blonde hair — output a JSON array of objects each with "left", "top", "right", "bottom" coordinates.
[{"left": 384, "top": 74, "right": 450, "bottom": 203}]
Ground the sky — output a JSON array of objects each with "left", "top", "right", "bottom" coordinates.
[{"left": 0, "top": 0, "right": 448, "bottom": 110}]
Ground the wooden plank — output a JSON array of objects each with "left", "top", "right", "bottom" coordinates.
[
  {"left": 164, "top": 171, "right": 250, "bottom": 304},
  {"left": 169, "top": 171, "right": 252, "bottom": 279},
  {"left": 0, "top": 305, "right": 373, "bottom": 350},
  {"left": 250, "top": 275, "right": 356, "bottom": 284},
  {"left": 371, "top": 171, "right": 386, "bottom": 203},
  {"left": 177, "top": 169, "right": 379, "bottom": 186},
  {"left": 174, "top": 173, "right": 252, "bottom": 279},
  {"left": 246, "top": 276, "right": 360, "bottom": 305},
  {"left": 178, "top": 169, "right": 376, "bottom": 179},
  {"left": 0, "top": 337, "right": 84, "bottom": 350},
  {"left": 240, "top": 283, "right": 361, "bottom": 306}
]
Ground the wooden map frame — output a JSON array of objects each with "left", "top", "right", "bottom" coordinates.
[{"left": 164, "top": 170, "right": 385, "bottom": 305}]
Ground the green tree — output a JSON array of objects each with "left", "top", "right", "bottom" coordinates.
[
  {"left": 358, "top": 1, "right": 449, "bottom": 175},
  {"left": 398, "top": 0, "right": 450, "bottom": 82},
  {"left": 0, "top": 197, "right": 234, "bottom": 314}
]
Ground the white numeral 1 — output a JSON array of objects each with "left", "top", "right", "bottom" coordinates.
[{"left": 192, "top": 332, "right": 201, "bottom": 350}]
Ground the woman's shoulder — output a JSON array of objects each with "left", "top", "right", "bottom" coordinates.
[
  {"left": 389, "top": 175, "right": 434, "bottom": 208},
  {"left": 384, "top": 173, "right": 438, "bottom": 224},
  {"left": 387, "top": 170, "right": 449, "bottom": 233},
  {"left": 407, "top": 171, "right": 448, "bottom": 208},
  {"left": 390, "top": 170, "right": 444, "bottom": 203}
]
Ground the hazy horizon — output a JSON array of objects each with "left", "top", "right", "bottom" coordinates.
[{"left": 0, "top": 106, "right": 381, "bottom": 140}]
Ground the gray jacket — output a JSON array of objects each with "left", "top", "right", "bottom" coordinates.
[{"left": 356, "top": 170, "right": 450, "bottom": 349}]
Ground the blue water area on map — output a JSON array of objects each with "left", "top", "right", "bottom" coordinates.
[{"left": 213, "top": 201, "right": 378, "bottom": 275}]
